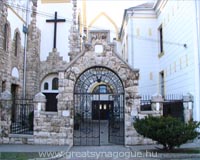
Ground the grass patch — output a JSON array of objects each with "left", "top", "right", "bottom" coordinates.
[{"left": 0, "top": 152, "right": 38, "bottom": 160}]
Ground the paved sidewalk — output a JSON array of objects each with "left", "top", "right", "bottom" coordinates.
[
  {"left": 0, "top": 142, "right": 199, "bottom": 153},
  {"left": 0, "top": 141, "right": 200, "bottom": 160},
  {"left": 0, "top": 144, "right": 70, "bottom": 152}
]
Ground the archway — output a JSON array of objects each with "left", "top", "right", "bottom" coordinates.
[{"left": 73, "top": 66, "right": 124, "bottom": 146}]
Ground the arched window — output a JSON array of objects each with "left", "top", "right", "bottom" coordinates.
[
  {"left": 44, "top": 82, "right": 49, "bottom": 90},
  {"left": 3, "top": 23, "right": 8, "bottom": 51},
  {"left": 52, "top": 78, "right": 58, "bottom": 90},
  {"left": 14, "top": 32, "right": 19, "bottom": 56},
  {"left": 93, "top": 84, "right": 112, "bottom": 94}
]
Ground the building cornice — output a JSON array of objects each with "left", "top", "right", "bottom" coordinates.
[{"left": 41, "top": 0, "right": 70, "bottom": 3}]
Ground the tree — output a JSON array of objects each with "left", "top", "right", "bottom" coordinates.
[{"left": 133, "top": 116, "right": 200, "bottom": 150}]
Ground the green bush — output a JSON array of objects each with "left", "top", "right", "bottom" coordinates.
[{"left": 133, "top": 116, "right": 200, "bottom": 150}]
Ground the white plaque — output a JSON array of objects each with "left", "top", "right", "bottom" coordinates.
[{"left": 62, "top": 110, "right": 70, "bottom": 117}]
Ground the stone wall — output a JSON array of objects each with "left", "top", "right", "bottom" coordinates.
[
  {"left": 33, "top": 92, "right": 70, "bottom": 145},
  {"left": 0, "top": 91, "right": 12, "bottom": 144},
  {"left": 26, "top": 1, "right": 41, "bottom": 97},
  {"left": 39, "top": 48, "right": 68, "bottom": 83}
]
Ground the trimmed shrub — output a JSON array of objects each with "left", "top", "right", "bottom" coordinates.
[{"left": 133, "top": 116, "right": 200, "bottom": 150}]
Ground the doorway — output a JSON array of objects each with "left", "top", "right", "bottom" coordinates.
[
  {"left": 92, "top": 101, "right": 113, "bottom": 120},
  {"left": 73, "top": 66, "right": 124, "bottom": 146}
]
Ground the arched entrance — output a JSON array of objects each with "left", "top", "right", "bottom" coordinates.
[{"left": 74, "top": 66, "right": 124, "bottom": 146}]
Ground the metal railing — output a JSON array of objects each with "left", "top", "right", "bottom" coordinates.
[
  {"left": 10, "top": 98, "right": 34, "bottom": 135},
  {"left": 140, "top": 95, "right": 151, "bottom": 111}
]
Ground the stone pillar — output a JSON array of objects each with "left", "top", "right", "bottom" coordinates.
[
  {"left": 151, "top": 93, "right": 164, "bottom": 115},
  {"left": 33, "top": 92, "right": 46, "bottom": 143},
  {"left": 33, "top": 92, "right": 46, "bottom": 112},
  {"left": 68, "top": 0, "right": 81, "bottom": 61},
  {"left": 183, "top": 93, "right": 193, "bottom": 123},
  {"left": 26, "top": 0, "right": 41, "bottom": 97},
  {"left": 57, "top": 71, "right": 74, "bottom": 145},
  {"left": 0, "top": 90, "right": 12, "bottom": 144}
]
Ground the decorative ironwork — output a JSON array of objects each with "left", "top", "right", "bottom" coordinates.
[{"left": 74, "top": 66, "right": 124, "bottom": 146}]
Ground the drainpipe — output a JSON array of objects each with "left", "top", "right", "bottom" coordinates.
[
  {"left": 22, "top": 0, "right": 30, "bottom": 99},
  {"left": 194, "top": 0, "right": 200, "bottom": 122}
]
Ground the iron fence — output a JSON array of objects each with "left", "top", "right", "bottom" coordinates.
[
  {"left": 10, "top": 98, "right": 34, "bottom": 135},
  {"left": 140, "top": 94, "right": 191, "bottom": 121},
  {"left": 140, "top": 95, "right": 151, "bottom": 111},
  {"left": 164, "top": 94, "right": 184, "bottom": 101},
  {"left": 163, "top": 95, "right": 184, "bottom": 121}
]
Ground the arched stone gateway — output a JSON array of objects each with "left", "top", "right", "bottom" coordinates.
[
  {"left": 74, "top": 66, "right": 125, "bottom": 145},
  {"left": 31, "top": 31, "right": 153, "bottom": 146},
  {"left": 57, "top": 31, "right": 140, "bottom": 146}
]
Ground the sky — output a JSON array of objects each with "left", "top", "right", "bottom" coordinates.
[
  {"left": 77, "top": 0, "right": 152, "bottom": 40},
  {"left": 37, "top": 0, "right": 155, "bottom": 60},
  {"left": 80, "top": 0, "right": 150, "bottom": 26}
]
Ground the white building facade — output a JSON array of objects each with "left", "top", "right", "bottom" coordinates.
[{"left": 119, "top": 0, "right": 200, "bottom": 121}]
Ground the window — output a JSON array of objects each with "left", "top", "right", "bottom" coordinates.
[
  {"left": 159, "top": 71, "right": 165, "bottom": 97},
  {"left": 99, "top": 85, "right": 107, "bottom": 93},
  {"left": 93, "top": 85, "right": 112, "bottom": 94},
  {"left": 44, "top": 82, "right": 49, "bottom": 90},
  {"left": 15, "top": 32, "right": 19, "bottom": 56},
  {"left": 3, "top": 23, "right": 8, "bottom": 51},
  {"left": 2, "top": 81, "right": 6, "bottom": 92},
  {"left": 158, "top": 25, "right": 163, "bottom": 53},
  {"left": 52, "top": 78, "right": 58, "bottom": 90},
  {"left": 41, "top": 75, "right": 58, "bottom": 112}
]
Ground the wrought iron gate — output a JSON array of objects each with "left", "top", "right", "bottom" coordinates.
[
  {"left": 73, "top": 66, "right": 124, "bottom": 146},
  {"left": 11, "top": 98, "right": 34, "bottom": 134}
]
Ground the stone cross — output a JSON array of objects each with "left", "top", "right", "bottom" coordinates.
[{"left": 46, "top": 11, "right": 66, "bottom": 49}]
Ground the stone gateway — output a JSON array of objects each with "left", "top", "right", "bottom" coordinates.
[{"left": 33, "top": 30, "right": 141, "bottom": 146}]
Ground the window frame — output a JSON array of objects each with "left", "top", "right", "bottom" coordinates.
[
  {"left": 44, "top": 82, "right": 49, "bottom": 90},
  {"left": 52, "top": 77, "right": 59, "bottom": 90},
  {"left": 3, "top": 23, "right": 9, "bottom": 51},
  {"left": 14, "top": 32, "right": 19, "bottom": 56},
  {"left": 158, "top": 24, "right": 164, "bottom": 58}
]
